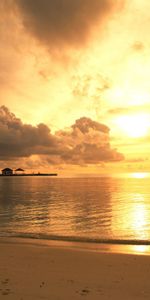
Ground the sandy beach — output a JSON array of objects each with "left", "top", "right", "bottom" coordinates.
[{"left": 0, "top": 238, "right": 150, "bottom": 299}]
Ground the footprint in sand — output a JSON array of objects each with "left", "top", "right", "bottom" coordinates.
[
  {"left": 1, "top": 288, "right": 11, "bottom": 296},
  {"left": 2, "top": 291, "right": 9, "bottom": 296},
  {"left": 1, "top": 278, "right": 9, "bottom": 285},
  {"left": 1, "top": 280, "right": 11, "bottom": 296},
  {"left": 67, "top": 279, "right": 74, "bottom": 284},
  {"left": 40, "top": 281, "right": 45, "bottom": 288},
  {"left": 76, "top": 288, "right": 90, "bottom": 296}
]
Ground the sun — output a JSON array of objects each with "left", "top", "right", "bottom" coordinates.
[{"left": 116, "top": 113, "right": 150, "bottom": 138}]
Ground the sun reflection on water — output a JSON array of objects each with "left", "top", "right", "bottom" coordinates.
[
  {"left": 111, "top": 177, "right": 150, "bottom": 241},
  {"left": 131, "top": 203, "right": 147, "bottom": 235},
  {"left": 133, "top": 245, "right": 149, "bottom": 254},
  {"left": 130, "top": 172, "right": 149, "bottom": 179}
]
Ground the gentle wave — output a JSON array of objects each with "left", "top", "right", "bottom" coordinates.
[{"left": 1, "top": 232, "right": 150, "bottom": 246}]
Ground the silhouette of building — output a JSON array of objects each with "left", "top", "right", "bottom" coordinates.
[
  {"left": 15, "top": 168, "right": 24, "bottom": 174},
  {"left": 2, "top": 168, "right": 13, "bottom": 176}
]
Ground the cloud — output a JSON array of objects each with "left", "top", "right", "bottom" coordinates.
[
  {"left": 0, "top": 106, "right": 60, "bottom": 158},
  {"left": 132, "top": 41, "right": 145, "bottom": 52},
  {"left": 108, "top": 107, "right": 129, "bottom": 115},
  {"left": 0, "top": 106, "right": 124, "bottom": 165},
  {"left": 71, "top": 117, "right": 109, "bottom": 134},
  {"left": 107, "top": 105, "right": 150, "bottom": 115},
  {"left": 71, "top": 73, "right": 110, "bottom": 120},
  {"left": 15, "top": 0, "right": 120, "bottom": 52},
  {"left": 126, "top": 158, "right": 148, "bottom": 163},
  {"left": 72, "top": 74, "right": 110, "bottom": 98},
  {"left": 56, "top": 116, "right": 124, "bottom": 164},
  {"left": 0, "top": 1, "right": 23, "bottom": 88}
]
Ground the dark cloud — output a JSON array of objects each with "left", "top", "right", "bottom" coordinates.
[
  {"left": 0, "top": 106, "right": 60, "bottom": 158},
  {"left": 15, "top": 0, "right": 119, "bottom": 51},
  {"left": 61, "top": 143, "right": 124, "bottom": 165},
  {"left": 72, "top": 117, "right": 109, "bottom": 134},
  {"left": 0, "top": 106, "right": 124, "bottom": 165},
  {"left": 56, "top": 117, "right": 124, "bottom": 164}
]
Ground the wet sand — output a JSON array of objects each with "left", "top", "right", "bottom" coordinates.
[{"left": 0, "top": 238, "right": 150, "bottom": 299}]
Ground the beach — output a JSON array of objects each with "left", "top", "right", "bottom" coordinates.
[{"left": 0, "top": 238, "right": 150, "bottom": 299}]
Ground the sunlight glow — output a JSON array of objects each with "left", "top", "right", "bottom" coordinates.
[
  {"left": 108, "top": 88, "right": 150, "bottom": 107},
  {"left": 116, "top": 113, "right": 150, "bottom": 138},
  {"left": 133, "top": 245, "right": 149, "bottom": 254},
  {"left": 132, "top": 203, "right": 147, "bottom": 234},
  {"left": 130, "top": 172, "right": 149, "bottom": 179}
]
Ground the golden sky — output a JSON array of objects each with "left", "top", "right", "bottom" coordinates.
[{"left": 0, "top": 0, "right": 150, "bottom": 174}]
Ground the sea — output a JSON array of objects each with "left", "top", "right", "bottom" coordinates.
[{"left": 0, "top": 173, "right": 150, "bottom": 247}]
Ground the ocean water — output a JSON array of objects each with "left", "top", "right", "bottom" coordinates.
[{"left": 0, "top": 173, "right": 150, "bottom": 245}]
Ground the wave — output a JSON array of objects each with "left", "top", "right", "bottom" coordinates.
[{"left": 1, "top": 232, "right": 150, "bottom": 246}]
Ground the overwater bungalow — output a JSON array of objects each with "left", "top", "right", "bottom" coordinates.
[
  {"left": 1, "top": 168, "right": 13, "bottom": 176},
  {"left": 15, "top": 168, "right": 24, "bottom": 174}
]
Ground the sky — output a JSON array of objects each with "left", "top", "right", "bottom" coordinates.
[{"left": 0, "top": 0, "right": 150, "bottom": 174}]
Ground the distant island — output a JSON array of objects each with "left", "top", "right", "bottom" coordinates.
[{"left": 0, "top": 168, "right": 57, "bottom": 176}]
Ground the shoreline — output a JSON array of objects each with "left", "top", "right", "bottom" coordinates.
[
  {"left": 0, "top": 173, "right": 57, "bottom": 176},
  {"left": 1, "top": 236, "right": 150, "bottom": 255},
  {"left": 1, "top": 237, "right": 150, "bottom": 299}
]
